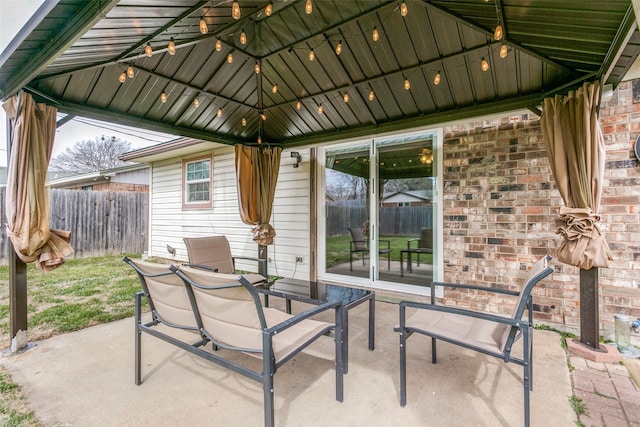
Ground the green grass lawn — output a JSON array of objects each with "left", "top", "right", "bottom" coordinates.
[{"left": 325, "top": 235, "right": 433, "bottom": 267}]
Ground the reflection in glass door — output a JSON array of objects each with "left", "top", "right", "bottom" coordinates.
[{"left": 322, "top": 132, "right": 439, "bottom": 290}]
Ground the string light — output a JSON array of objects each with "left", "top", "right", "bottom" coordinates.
[
  {"left": 305, "top": 0, "right": 312, "bottom": 14},
  {"left": 232, "top": 1, "right": 241, "bottom": 19},
  {"left": 335, "top": 41, "right": 342, "bottom": 55},
  {"left": 493, "top": 25, "right": 503, "bottom": 41},
  {"left": 254, "top": 62, "right": 261, "bottom": 74},
  {"left": 372, "top": 27, "right": 379, "bottom": 42},
  {"left": 404, "top": 78, "right": 411, "bottom": 90},
  {"left": 500, "top": 44, "right": 508, "bottom": 59},
  {"left": 215, "top": 39, "right": 222, "bottom": 52},
  {"left": 127, "top": 66, "right": 134, "bottom": 79},
  {"left": 309, "top": 49, "right": 315, "bottom": 61},
  {"left": 265, "top": 1, "right": 273, "bottom": 16},
  {"left": 434, "top": 71, "right": 441, "bottom": 85},
  {"left": 118, "top": 72, "right": 126, "bottom": 83},
  {"left": 217, "top": 108, "right": 223, "bottom": 117},
  {"left": 368, "top": 90, "right": 375, "bottom": 101},
  {"left": 343, "top": 92, "right": 349, "bottom": 103},
  {"left": 400, "top": 1, "right": 408, "bottom": 17},
  {"left": 257, "top": 135, "right": 262, "bottom": 144},
  {"left": 227, "top": 53, "right": 233, "bottom": 63},
  {"left": 317, "top": 104, "right": 323, "bottom": 114},
  {"left": 160, "top": 92, "right": 167, "bottom": 103},
  {"left": 481, "top": 57, "right": 489, "bottom": 72},
  {"left": 296, "top": 101, "right": 302, "bottom": 110},
  {"left": 272, "top": 84, "right": 278, "bottom": 94},
  {"left": 168, "top": 38, "right": 176, "bottom": 55},
  {"left": 260, "top": 113, "right": 267, "bottom": 121},
  {"left": 193, "top": 97, "right": 200, "bottom": 108},
  {"left": 242, "top": 117, "right": 247, "bottom": 126},
  {"left": 145, "top": 43, "right": 153, "bottom": 57},
  {"left": 199, "top": 17, "right": 208, "bottom": 34},
  {"left": 240, "top": 30, "right": 247, "bottom": 45}
]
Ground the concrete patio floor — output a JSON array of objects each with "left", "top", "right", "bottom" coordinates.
[{"left": 0, "top": 299, "right": 575, "bottom": 427}]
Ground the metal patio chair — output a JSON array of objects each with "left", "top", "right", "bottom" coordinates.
[
  {"left": 395, "top": 255, "right": 553, "bottom": 427},
  {"left": 348, "top": 227, "right": 391, "bottom": 271},
  {"left": 405, "top": 227, "right": 433, "bottom": 271}
]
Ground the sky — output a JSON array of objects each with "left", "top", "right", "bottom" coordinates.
[{"left": 0, "top": 1, "right": 175, "bottom": 167}]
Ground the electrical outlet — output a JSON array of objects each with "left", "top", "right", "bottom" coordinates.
[{"left": 295, "top": 256, "right": 303, "bottom": 263}]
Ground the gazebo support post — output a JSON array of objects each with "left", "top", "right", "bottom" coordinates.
[
  {"left": 579, "top": 267, "right": 600, "bottom": 349},
  {"left": 258, "top": 244, "right": 268, "bottom": 278},
  {"left": 7, "top": 243, "right": 28, "bottom": 353}
]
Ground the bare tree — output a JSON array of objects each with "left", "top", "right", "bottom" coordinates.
[{"left": 49, "top": 135, "right": 132, "bottom": 172}]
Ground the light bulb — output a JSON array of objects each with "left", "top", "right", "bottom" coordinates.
[
  {"left": 368, "top": 90, "right": 375, "bottom": 101},
  {"left": 309, "top": 49, "right": 315, "bottom": 61},
  {"left": 255, "top": 62, "right": 261, "bottom": 74},
  {"left": 160, "top": 92, "right": 167, "bottom": 103},
  {"left": 404, "top": 78, "right": 411, "bottom": 90},
  {"left": 227, "top": 53, "right": 233, "bottom": 63},
  {"left": 434, "top": 71, "right": 441, "bottom": 85},
  {"left": 272, "top": 84, "right": 278, "bottom": 94},
  {"left": 240, "top": 30, "right": 247, "bottom": 45},
  {"left": 118, "top": 72, "right": 126, "bottom": 83},
  {"left": 168, "top": 38, "right": 176, "bottom": 55},
  {"left": 127, "top": 66, "right": 134, "bottom": 79},
  {"left": 317, "top": 104, "right": 323, "bottom": 114},
  {"left": 400, "top": 1, "right": 408, "bottom": 17},
  {"left": 217, "top": 108, "right": 223, "bottom": 117},
  {"left": 335, "top": 41, "right": 342, "bottom": 55},
  {"left": 481, "top": 57, "right": 489, "bottom": 72},
  {"left": 232, "top": 1, "right": 241, "bottom": 19},
  {"left": 242, "top": 117, "right": 247, "bottom": 126},
  {"left": 193, "top": 97, "right": 200, "bottom": 108},
  {"left": 265, "top": 1, "right": 273, "bottom": 16},
  {"left": 500, "top": 44, "right": 508, "bottom": 59},
  {"left": 215, "top": 39, "right": 222, "bottom": 52},
  {"left": 305, "top": 0, "right": 312, "bottom": 14},
  {"left": 199, "top": 17, "right": 208, "bottom": 34},
  {"left": 257, "top": 135, "right": 262, "bottom": 144},
  {"left": 260, "top": 113, "right": 267, "bottom": 121},
  {"left": 372, "top": 27, "right": 379, "bottom": 42},
  {"left": 494, "top": 25, "right": 503, "bottom": 41},
  {"left": 145, "top": 43, "right": 152, "bottom": 57},
  {"left": 296, "top": 101, "right": 302, "bottom": 110},
  {"left": 343, "top": 93, "right": 349, "bottom": 103}
]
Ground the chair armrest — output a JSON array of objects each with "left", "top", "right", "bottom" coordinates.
[
  {"left": 380, "top": 239, "right": 391, "bottom": 249},
  {"left": 183, "top": 263, "right": 219, "bottom": 273},
  {"left": 398, "top": 300, "right": 522, "bottom": 328},
  {"left": 430, "top": 281, "right": 520, "bottom": 297},
  {"left": 407, "top": 238, "right": 419, "bottom": 250},
  {"left": 267, "top": 299, "right": 342, "bottom": 335}
]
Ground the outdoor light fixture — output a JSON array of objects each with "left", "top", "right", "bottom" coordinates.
[
  {"left": 145, "top": 43, "right": 153, "bottom": 57},
  {"left": 240, "top": 30, "right": 247, "bottom": 45},
  {"left": 260, "top": 112, "right": 267, "bottom": 121},
  {"left": 335, "top": 41, "right": 342, "bottom": 55},
  {"left": 272, "top": 84, "right": 278, "bottom": 94},
  {"left": 500, "top": 44, "right": 508, "bottom": 59},
  {"left": 317, "top": 104, "right": 323, "bottom": 114},
  {"left": 254, "top": 62, "right": 260, "bottom": 74},
  {"left": 309, "top": 49, "right": 315, "bottom": 61},
  {"left": 368, "top": 90, "right": 375, "bottom": 101},
  {"left": 160, "top": 92, "right": 167, "bottom": 103},
  {"left": 296, "top": 101, "right": 302, "bottom": 110},
  {"left": 118, "top": 72, "right": 126, "bottom": 83},
  {"left": 168, "top": 38, "right": 176, "bottom": 55},
  {"left": 494, "top": 25, "right": 503, "bottom": 41},
  {"left": 481, "top": 57, "right": 489, "bottom": 72},
  {"left": 217, "top": 108, "right": 223, "bottom": 117},
  {"left": 215, "top": 39, "right": 222, "bottom": 51},
  {"left": 434, "top": 71, "right": 441, "bottom": 85},
  {"left": 193, "top": 97, "right": 200, "bottom": 108},
  {"left": 257, "top": 135, "right": 262, "bottom": 144},
  {"left": 400, "top": 1, "right": 408, "bottom": 17},
  {"left": 227, "top": 53, "right": 233, "bottom": 63},
  {"left": 305, "top": 0, "right": 312, "bottom": 14},
  {"left": 241, "top": 117, "right": 247, "bottom": 126},
  {"left": 291, "top": 151, "right": 302, "bottom": 168},
  {"left": 419, "top": 148, "right": 433, "bottom": 165},
  {"left": 199, "top": 17, "right": 208, "bottom": 34},
  {"left": 343, "top": 92, "right": 349, "bottom": 103},
  {"left": 404, "top": 78, "right": 411, "bottom": 90},
  {"left": 265, "top": 1, "right": 273, "bottom": 16},
  {"left": 127, "top": 66, "right": 134, "bottom": 79},
  {"left": 372, "top": 27, "right": 379, "bottom": 42},
  {"left": 232, "top": 1, "right": 241, "bottom": 19}
]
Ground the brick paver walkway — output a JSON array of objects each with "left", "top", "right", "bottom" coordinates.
[{"left": 570, "top": 355, "right": 640, "bottom": 426}]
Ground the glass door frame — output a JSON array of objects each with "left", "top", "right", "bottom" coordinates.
[{"left": 317, "top": 127, "right": 444, "bottom": 296}]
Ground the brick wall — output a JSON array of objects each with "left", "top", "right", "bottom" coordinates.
[{"left": 441, "top": 82, "right": 640, "bottom": 341}]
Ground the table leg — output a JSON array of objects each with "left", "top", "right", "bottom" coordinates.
[
  {"left": 400, "top": 251, "right": 404, "bottom": 277},
  {"left": 286, "top": 299, "right": 292, "bottom": 314},
  {"left": 342, "top": 306, "right": 349, "bottom": 374},
  {"left": 368, "top": 295, "right": 375, "bottom": 350},
  {"left": 408, "top": 251, "right": 412, "bottom": 273}
]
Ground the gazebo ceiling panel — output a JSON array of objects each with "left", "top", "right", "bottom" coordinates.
[{"left": 0, "top": 0, "right": 637, "bottom": 148}]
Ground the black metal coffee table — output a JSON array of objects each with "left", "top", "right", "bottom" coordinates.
[{"left": 260, "top": 277, "right": 375, "bottom": 373}]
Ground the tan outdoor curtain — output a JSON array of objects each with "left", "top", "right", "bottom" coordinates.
[
  {"left": 540, "top": 81, "right": 612, "bottom": 269},
  {"left": 235, "top": 144, "right": 282, "bottom": 245},
  {"left": 3, "top": 91, "right": 74, "bottom": 272}
]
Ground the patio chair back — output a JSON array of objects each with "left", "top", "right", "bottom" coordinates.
[
  {"left": 418, "top": 228, "right": 432, "bottom": 250},
  {"left": 123, "top": 257, "right": 198, "bottom": 330},
  {"left": 183, "top": 236, "right": 235, "bottom": 274},
  {"left": 348, "top": 227, "right": 367, "bottom": 251}
]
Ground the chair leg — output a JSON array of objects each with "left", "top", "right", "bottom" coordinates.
[
  {"left": 523, "top": 327, "right": 531, "bottom": 427},
  {"left": 134, "top": 293, "right": 142, "bottom": 386},
  {"left": 263, "top": 338, "right": 275, "bottom": 427},
  {"left": 431, "top": 337, "right": 437, "bottom": 364},
  {"left": 349, "top": 251, "right": 353, "bottom": 271},
  {"left": 335, "top": 306, "right": 344, "bottom": 401},
  {"left": 399, "top": 329, "right": 407, "bottom": 407}
]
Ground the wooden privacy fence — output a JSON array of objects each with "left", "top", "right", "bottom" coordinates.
[
  {"left": 0, "top": 188, "right": 148, "bottom": 263},
  {"left": 326, "top": 205, "right": 433, "bottom": 237}
]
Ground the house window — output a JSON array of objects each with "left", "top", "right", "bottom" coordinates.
[{"left": 182, "top": 155, "right": 212, "bottom": 209}]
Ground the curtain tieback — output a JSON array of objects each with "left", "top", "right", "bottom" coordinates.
[{"left": 252, "top": 224, "right": 276, "bottom": 246}]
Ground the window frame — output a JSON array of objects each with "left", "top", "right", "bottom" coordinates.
[{"left": 182, "top": 154, "right": 213, "bottom": 210}]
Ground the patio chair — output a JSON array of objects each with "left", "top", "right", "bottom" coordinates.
[
  {"left": 348, "top": 227, "right": 391, "bottom": 271},
  {"left": 183, "top": 235, "right": 267, "bottom": 284},
  {"left": 395, "top": 255, "right": 553, "bottom": 427},
  {"left": 173, "top": 265, "right": 344, "bottom": 427},
  {"left": 405, "top": 227, "right": 433, "bottom": 272}
]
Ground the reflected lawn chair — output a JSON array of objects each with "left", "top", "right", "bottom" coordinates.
[
  {"left": 183, "top": 235, "right": 267, "bottom": 284},
  {"left": 348, "top": 227, "right": 391, "bottom": 271},
  {"left": 405, "top": 228, "right": 433, "bottom": 272},
  {"left": 395, "top": 255, "right": 553, "bottom": 427}
]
